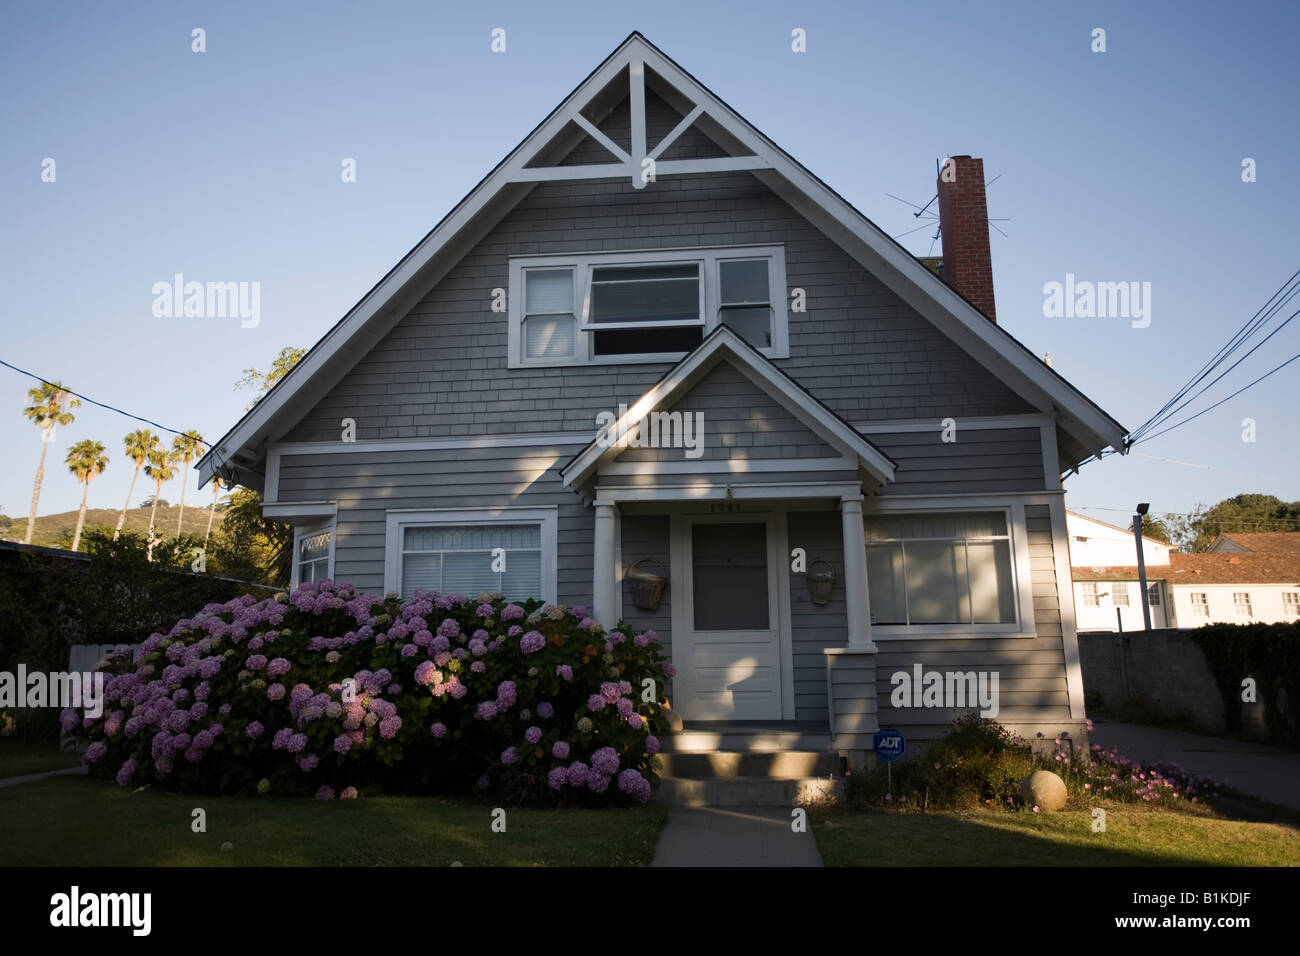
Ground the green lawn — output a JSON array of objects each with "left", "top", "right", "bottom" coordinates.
[
  {"left": 0, "top": 776, "right": 668, "bottom": 866},
  {"left": 0, "top": 739, "right": 82, "bottom": 779},
  {"left": 812, "top": 806, "right": 1300, "bottom": 866}
]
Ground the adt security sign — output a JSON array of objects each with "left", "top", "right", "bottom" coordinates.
[{"left": 873, "top": 729, "right": 905, "bottom": 762}]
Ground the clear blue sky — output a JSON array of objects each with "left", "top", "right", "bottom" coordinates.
[{"left": 2, "top": 0, "right": 1297, "bottom": 527}]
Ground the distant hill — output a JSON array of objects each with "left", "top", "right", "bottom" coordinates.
[{"left": 0, "top": 503, "right": 224, "bottom": 551}]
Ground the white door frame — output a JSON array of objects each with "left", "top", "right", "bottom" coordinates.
[{"left": 669, "top": 510, "right": 794, "bottom": 720}]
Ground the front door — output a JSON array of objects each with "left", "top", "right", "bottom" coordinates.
[{"left": 671, "top": 514, "right": 786, "bottom": 720}]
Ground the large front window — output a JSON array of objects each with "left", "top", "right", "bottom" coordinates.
[
  {"left": 384, "top": 508, "right": 558, "bottom": 603},
  {"left": 509, "top": 246, "right": 787, "bottom": 366},
  {"left": 865, "top": 512, "right": 1016, "bottom": 626}
]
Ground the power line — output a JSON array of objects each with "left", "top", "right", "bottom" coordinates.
[
  {"left": 1134, "top": 351, "right": 1300, "bottom": 445},
  {"left": 1127, "top": 270, "right": 1300, "bottom": 444},
  {"left": 1, "top": 357, "right": 206, "bottom": 445}
]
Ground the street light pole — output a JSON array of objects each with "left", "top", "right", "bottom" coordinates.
[{"left": 1134, "top": 503, "right": 1153, "bottom": 631}]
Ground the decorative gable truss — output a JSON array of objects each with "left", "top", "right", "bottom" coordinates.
[{"left": 503, "top": 54, "right": 770, "bottom": 190}]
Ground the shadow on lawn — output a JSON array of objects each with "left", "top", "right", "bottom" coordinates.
[{"left": 813, "top": 809, "right": 1299, "bottom": 867}]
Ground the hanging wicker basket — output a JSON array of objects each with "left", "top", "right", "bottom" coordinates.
[
  {"left": 627, "top": 558, "right": 667, "bottom": 612},
  {"left": 808, "top": 558, "right": 836, "bottom": 605}
]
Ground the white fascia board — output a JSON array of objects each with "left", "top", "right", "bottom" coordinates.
[{"left": 561, "top": 327, "right": 895, "bottom": 488}]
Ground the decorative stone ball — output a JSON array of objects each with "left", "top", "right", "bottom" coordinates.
[{"left": 1020, "top": 770, "right": 1068, "bottom": 811}]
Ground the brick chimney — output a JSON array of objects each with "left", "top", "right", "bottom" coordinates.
[{"left": 936, "top": 155, "right": 996, "bottom": 322}]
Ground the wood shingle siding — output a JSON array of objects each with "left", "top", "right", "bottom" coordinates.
[{"left": 279, "top": 166, "right": 1033, "bottom": 446}]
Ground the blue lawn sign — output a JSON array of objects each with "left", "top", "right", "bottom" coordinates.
[{"left": 873, "top": 729, "right": 905, "bottom": 762}]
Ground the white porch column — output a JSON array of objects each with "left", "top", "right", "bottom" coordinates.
[
  {"left": 840, "top": 494, "right": 876, "bottom": 650},
  {"left": 592, "top": 501, "right": 618, "bottom": 629}
]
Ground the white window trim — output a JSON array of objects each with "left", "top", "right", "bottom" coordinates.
[
  {"left": 507, "top": 244, "right": 789, "bottom": 368},
  {"left": 291, "top": 518, "right": 336, "bottom": 588},
  {"left": 382, "top": 506, "right": 559, "bottom": 602},
  {"left": 862, "top": 498, "right": 1037, "bottom": 639},
  {"left": 1191, "top": 592, "right": 1210, "bottom": 617},
  {"left": 1081, "top": 582, "right": 1099, "bottom": 607}
]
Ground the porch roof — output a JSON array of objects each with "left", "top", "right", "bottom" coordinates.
[{"left": 559, "top": 326, "right": 898, "bottom": 494}]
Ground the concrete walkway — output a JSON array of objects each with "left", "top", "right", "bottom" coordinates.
[
  {"left": 650, "top": 806, "right": 824, "bottom": 866},
  {"left": 1091, "top": 719, "right": 1300, "bottom": 811},
  {"left": 0, "top": 765, "right": 86, "bottom": 790}
]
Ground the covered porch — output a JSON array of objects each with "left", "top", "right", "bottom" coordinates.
[{"left": 559, "top": 326, "right": 897, "bottom": 758}]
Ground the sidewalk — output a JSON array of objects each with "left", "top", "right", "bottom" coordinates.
[
  {"left": 1091, "top": 719, "right": 1300, "bottom": 811},
  {"left": 0, "top": 765, "right": 86, "bottom": 790},
  {"left": 650, "top": 806, "right": 824, "bottom": 866}
]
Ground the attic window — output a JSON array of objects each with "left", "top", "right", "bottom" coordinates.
[{"left": 508, "top": 245, "right": 788, "bottom": 367}]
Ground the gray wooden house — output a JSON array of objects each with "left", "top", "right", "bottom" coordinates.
[{"left": 198, "top": 34, "right": 1126, "bottom": 770}]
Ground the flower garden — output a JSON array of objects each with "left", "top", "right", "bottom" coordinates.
[{"left": 64, "top": 579, "right": 676, "bottom": 805}]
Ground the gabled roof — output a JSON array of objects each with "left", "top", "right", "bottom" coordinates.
[
  {"left": 1065, "top": 510, "right": 1175, "bottom": 549},
  {"left": 559, "top": 325, "right": 897, "bottom": 490},
  {"left": 1206, "top": 532, "right": 1300, "bottom": 555},
  {"left": 1072, "top": 552, "right": 1300, "bottom": 585},
  {"left": 197, "top": 31, "right": 1127, "bottom": 488}
]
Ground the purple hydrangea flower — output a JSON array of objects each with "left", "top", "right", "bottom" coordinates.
[
  {"left": 476, "top": 701, "right": 498, "bottom": 720},
  {"left": 566, "top": 761, "right": 589, "bottom": 788},
  {"left": 552, "top": 740, "right": 570, "bottom": 760},
  {"left": 246, "top": 721, "right": 265, "bottom": 739},
  {"left": 431, "top": 722, "right": 447, "bottom": 739},
  {"left": 501, "top": 746, "right": 519, "bottom": 765},
  {"left": 618, "top": 768, "right": 652, "bottom": 803},
  {"left": 645, "top": 735, "right": 660, "bottom": 754},
  {"left": 556, "top": 664, "right": 574, "bottom": 682},
  {"left": 267, "top": 683, "right": 286, "bottom": 701},
  {"left": 525, "top": 726, "right": 543, "bottom": 744},
  {"left": 378, "top": 715, "right": 401, "bottom": 739},
  {"left": 519, "top": 630, "right": 546, "bottom": 654},
  {"left": 591, "top": 746, "right": 620, "bottom": 776},
  {"left": 587, "top": 694, "right": 605, "bottom": 712},
  {"left": 266, "top": 657, "right": 291, "bottom": 677},
  {"left": 245, "top": 654, "right": 268, "bottom": 672},
  {"left": 538, "top": 701, "right": 554, "bottom": 719},
  {"left": 548, "top": 766, "right": 568, "bottom": 790}
]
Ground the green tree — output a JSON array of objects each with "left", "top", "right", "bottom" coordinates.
[
  {"left": 114, "top": 429, "right": 157, "bottom": 541},
  {"left": 236, "top": 346, "right": 305, "bottom": 410},
  {"left": 211, "top": 485, "right": 291, "bottom": 585},
  {"left": 65, "top": 439, "right": 109, "bottom": 552},
  {"left": 171, "top": 429, "right": 206, "bottom": 535},
  {"left": 21, "top": 381, "right": 81, "bottom": 544},
  {"left": 1140, "top": 514, "right": 1172, "bottom": 544},
  {"left": 142, "top": 446, "right": 177, "bottom": 560}
]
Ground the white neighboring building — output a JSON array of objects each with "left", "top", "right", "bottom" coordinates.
[
  {"left": 1068, "top": 523, "right": 1300, "bottom": 631},
  {"left": 1067, "top": 511, "right": 1173, "bottom": 568}
]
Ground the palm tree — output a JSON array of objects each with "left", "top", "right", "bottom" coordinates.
[
  {"left": 22, "top": 382, "right": 81, "bottom": 544},
  {"left": 66, "top": 439, "right": 109, "bottom": 552},
  {"left": 143, "top": 446, "right": 177, "bottom": 561},
  {"left": 171, "top": 430, "right": 205, "bottom": 536},
  {"left": 204, "top": 474, "right": 224, "bottom": 548},
  {"left": 114, "top": 429, "right": 157, "bottom": 541}
]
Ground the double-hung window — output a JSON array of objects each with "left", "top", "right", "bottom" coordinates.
[
  {"left": 1109, "top": 583, "right": 1130, "bottom": 607},
  {"left": 508, "top": 246, "right": 788, "bottom": 367},
  {"left": 1233, "top": 591, "right": 1253, "bottom": 618},
  {"left": 383, "top": 507, "right": 558, "bottom": 603},
  {"left": 1190, "top": 592, "right": 1210, "bottom": 618},
  {"left": 1284, "top": 592, "right": 1300, "bottom": 620},
  {"left": 1081, "top": 582, "right": 1099, "bottom": 607},
  {"left": 864, "top": 512, "right": 1018, "bottom": 627}
]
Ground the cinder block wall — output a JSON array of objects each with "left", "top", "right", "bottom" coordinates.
[{"left": 1078, "top": 630, "right": 1268, "bottom": 738}]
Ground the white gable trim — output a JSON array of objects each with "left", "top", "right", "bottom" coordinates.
[
  {"left": 198, "top": 32, "right": 1125, "bottom": 488},
  {"left": 560, "top": 325, "right": 895, "bottom": 489}
]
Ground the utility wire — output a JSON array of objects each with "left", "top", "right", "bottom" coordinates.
[
  {"left": 1127, "top": 270, "right": 1300, "bottom": 443},
  {"left": 1, "top": 357, "right": 207, "bottom": 445},
  {"left": 1135, "top": 350, "right": 1300, "bottom": 445}
]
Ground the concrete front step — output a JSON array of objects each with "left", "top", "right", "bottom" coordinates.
[
  {"left": 656, "top": 775, "right": 843, "bottom": 808},
  {"left": 662, "top": 730, "right": 833, "bottom": 753},
  {"left": 657, "top": 750, "right": 839, "bottom": 779}
]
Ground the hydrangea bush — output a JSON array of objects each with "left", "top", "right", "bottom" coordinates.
[{"left": 66, "top": 580, "right": 676, "bottom": 805}]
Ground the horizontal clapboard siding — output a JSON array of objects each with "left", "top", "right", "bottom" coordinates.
[
  {"left": 787, "top": 510, "right": 848, "bottom": 723},
  {"left": 277, "top": 445, "right": 593, "bottom": 603},
  {"left": 616, "top": 361, "right": 838, "bottom": 463},
  {"left": 618, "top": 514, "right": 673, "bottom": 699},
  {"left": 867, "top": 428, "right": 1045, "bottom": 495}
]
